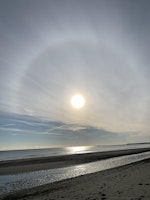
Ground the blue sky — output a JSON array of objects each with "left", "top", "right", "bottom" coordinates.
[{"left": 0, "top": 0, "right": 150, "bottom": 150}]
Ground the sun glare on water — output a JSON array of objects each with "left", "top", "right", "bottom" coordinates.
[
  {"left": 71, "top": 94, "right": 85, "bottom": 109},
  {"left": 67, "top": 146, "right": 88, "bottom": 153},
  {"left": 72, "top": 146, "right": 86, "bottom": 152}
]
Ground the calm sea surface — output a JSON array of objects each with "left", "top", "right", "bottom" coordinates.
[{"left": 0, "top": 143, "right": 150, "bottom": 161}]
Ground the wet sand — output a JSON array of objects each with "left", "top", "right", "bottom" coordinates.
[
  {"left": 1, "top": 158, "right": 150, "bottom": 200},
  {"left": 0, "top": 147, "right": 150, "bottom": 175}
]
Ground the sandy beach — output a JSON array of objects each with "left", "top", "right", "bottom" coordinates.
[
  {"left": 0, "top": 157, "right": 150, "bottom": 200},
  {"left": 0, "top": 148, "right": 150, "bottom": 199},
  {"left": 0, "top": 147, "right": 150, "bottom": 175}
]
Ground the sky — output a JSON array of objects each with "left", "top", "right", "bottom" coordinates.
[{"left": 0, "top": 0, "right": 150, "bottom": 150}]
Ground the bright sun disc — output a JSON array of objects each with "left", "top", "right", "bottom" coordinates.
[{"left": 71, "top": 94, "right": 85, "bottom": 109}]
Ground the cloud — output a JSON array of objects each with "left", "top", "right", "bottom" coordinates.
[
  {"left": 0, "top": 0, "right": 150, "bottom": 149},
  {"left": 0, "top": 111, "right": 130, "bottom": 138},
  {"left": 0, "top": 111, "right": 149, "bottom": 150}
]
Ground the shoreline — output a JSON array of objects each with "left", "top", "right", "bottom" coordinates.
[
  {"left": 1, "top": 158, "right": 150, "bottom": 200},
  {"left": 0, "top": 147, "right": 150, "bottom": 175}
]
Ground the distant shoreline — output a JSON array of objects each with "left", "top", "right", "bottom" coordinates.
[
  {"left": 0, "top": 147, "right": 150, "bottom": 175},
  {"left": 1, "top": 142, "right": 150, "bottom": 152}
]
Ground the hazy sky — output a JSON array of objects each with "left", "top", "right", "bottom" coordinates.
[{"left": 0, "top": 0, "right": 150, "bottom": 150}]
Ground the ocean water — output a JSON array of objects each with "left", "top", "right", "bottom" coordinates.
[
  {"left": 0, "top": 143, "right": 150, "bottom": 161},
  {"left": 0, "top": 151, "right": 150, "bottom": 196}
]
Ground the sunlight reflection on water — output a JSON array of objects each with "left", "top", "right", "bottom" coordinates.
[
  {"left": 1, "top": 144, "right": 150, "bottom": 161},
  {"left": 65, "top": 146, "right": 90, "bottom": 154}
]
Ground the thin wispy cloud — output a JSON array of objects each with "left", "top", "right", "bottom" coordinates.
[{"left": 0, "top": 0, "right": 150, "bottom": 149}]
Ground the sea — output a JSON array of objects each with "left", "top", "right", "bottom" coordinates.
[
  {"left": 0, "top": 143, "right": 150, "bottom": 196},
  {"left": 0, "top": 143, "right": 150, "bottom": 161}
]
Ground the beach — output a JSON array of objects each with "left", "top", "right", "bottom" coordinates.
[
  {"left": 0, "top": 158, "right": 150, "bottom": 200},
  {"left": 0, "top": 148, "right": 150, "bottom": 199},
  {"left": 0, "top": 147, "right": 150, "bottom": 175}
]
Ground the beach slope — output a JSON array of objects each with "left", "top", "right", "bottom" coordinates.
[
  {"left": 0, "top": 147, "right": 150, "bottom": 175},
  {"left": 1, "top": 158, "right": 150, "bottom": 200}
]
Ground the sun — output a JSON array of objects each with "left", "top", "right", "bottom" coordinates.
[{"left": 71, "top": 94, "right": 85, "bottom": 109}]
